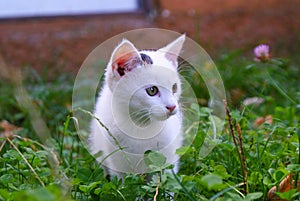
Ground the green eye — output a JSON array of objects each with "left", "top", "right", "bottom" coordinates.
[{"left": 146, "top": 86, "right": 159, "bottom": 96}]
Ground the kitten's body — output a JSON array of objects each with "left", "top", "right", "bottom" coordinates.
[{"left": 89, "top": 36, "right": 185, "bottom": 177}]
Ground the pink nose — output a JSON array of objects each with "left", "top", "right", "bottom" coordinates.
[{"left": 166, "top": 105, "right": 176, "bottom": 113}]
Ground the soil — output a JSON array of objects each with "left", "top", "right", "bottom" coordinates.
[{"left": 0, "top": 0, "right": 299, "bottom": 74}]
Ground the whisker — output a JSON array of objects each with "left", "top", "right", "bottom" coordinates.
[
  {"left": 139, "top": 115, "right": 152, "bottom": 127},
  {"left": 129, "top": 108, "right": 148, "bottom": 118},
  {"left": 129, "top": 108, "right": 151, "bottom": 126},
  {"left": 131, "top": 112, "right": 148, "bottom": 122},
  {"left": 134, "top": 111, "right": 152, "bottom": 127}
]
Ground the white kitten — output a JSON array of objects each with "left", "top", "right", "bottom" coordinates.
[{"left": 89, "top": 35, "right": 185, "bottom": 177}]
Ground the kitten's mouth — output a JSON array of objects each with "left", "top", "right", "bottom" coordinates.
[
  {"left": 151, "top": 107, "right": 177, "bottom": 121},
  {"left": 129, "top": 106, "right": 176, "bottom": 127},
  {"left": 168, "top": 110, "right": 177, "bottom": 116}
]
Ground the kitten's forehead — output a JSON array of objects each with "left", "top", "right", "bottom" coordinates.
[
  {"left": 141, "top": 65, "right": 179, "bottom": 90},
  {"left": 131, "top": 51, "right": 180, "bottom": 89},
  {"left": 139, "top": 50, "right": 178, "bottom": 71}
]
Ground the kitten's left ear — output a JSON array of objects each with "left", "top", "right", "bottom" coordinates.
[
  {"left": 110, "top": 39, "right": 142, "bottom": 78},
  {"left": 159, "top": 34, "right": 185, "bottom": 67}
]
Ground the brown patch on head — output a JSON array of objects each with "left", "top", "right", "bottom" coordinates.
[{"left": 112, "top": 52, "right": 142, "bottom": 76}]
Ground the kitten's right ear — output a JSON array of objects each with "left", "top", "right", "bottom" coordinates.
[
  {"left": 110, "top": 39, "right": 141, "bottom": 77},
  {"left": 159, "top": 34, "right": 185, "bottom": 67}
]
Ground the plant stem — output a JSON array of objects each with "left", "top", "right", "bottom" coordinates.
[
  {"left": 171, "top": 169, "right": 196, "bottom": 201},
  {"left": 73, "top": 108, "right": 133, "bottom": 170},
  {"left": 266, "top": 71, "right": 297, "bottom": 105},
  {"left": 236, "top": 123, "right": 248, "bottom": 194},
  {"left": 7, "top": 137, "right": 45, "bottom": 187},
  {"left": 210, "top": 182, "right": 245, "bottom": 201},
  {"left": 295, "top": 128, "right": 300, "bottom": 190},
  {"left": 223, "top": 100, "right": 242, "bottom": 168},
  {"left": 223, "top": 100, "right": 248, "bottom": 193},
  {"left": 154, "top": 175, "right": 160, "bottom": 201}
]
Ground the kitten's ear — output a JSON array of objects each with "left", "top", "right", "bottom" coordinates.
[
  {"left": 110, "top": 39, "right": 141, "bottom": 77},
  {"left": 159, "top": 34, "right": 185, "bottom": 67}
]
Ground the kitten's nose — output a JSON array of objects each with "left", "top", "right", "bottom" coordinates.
[{"left": 166, "top": 105, "right": 176, "bottom": 113}]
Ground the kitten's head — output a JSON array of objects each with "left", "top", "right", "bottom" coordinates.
[{"left": 106, "top": 35, "right": 185, "bottom": 125}]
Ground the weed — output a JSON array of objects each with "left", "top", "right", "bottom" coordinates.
[{"left": 0, "top": 47, "right": 299, "bottom": 200}]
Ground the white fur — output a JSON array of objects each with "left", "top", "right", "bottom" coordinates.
[{"left": 89, "top": 35, "right": 185, "bottom": 177}]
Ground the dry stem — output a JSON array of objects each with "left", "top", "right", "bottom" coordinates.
[{"left": 223, "top": 99, "right": 248, "bottom": 194}]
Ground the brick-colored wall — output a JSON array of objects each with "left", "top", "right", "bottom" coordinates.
[{"left": 0, "top": 0, "right": 299, "bottom": 74}]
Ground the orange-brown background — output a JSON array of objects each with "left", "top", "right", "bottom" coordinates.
[{"left": 0, "top": 0, "right": 299, "bottom": 74}]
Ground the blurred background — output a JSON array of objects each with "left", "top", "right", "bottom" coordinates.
[
  {"left": 1, "top": 0, "right": 300, "bottom": 74},
  {"left": 0, "top": 2, "right": 299, "bottom": 200}
]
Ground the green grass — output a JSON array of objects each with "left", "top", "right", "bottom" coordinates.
[{"left": 0, "top": 50, "right": 299, "bottom": 201}]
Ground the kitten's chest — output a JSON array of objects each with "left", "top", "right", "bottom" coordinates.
[{"left": 113, "top": 116, "right": 182, "bottom": 153}]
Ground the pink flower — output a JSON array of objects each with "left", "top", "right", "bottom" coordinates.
[{"left": 254, "top": 44, "right": 270, "bottom": 62}]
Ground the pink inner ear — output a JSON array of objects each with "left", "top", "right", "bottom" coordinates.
[
  {"left": 112, "top": 52, "right": 141, "bottom": 76},
  {"left": 165, "top": 52, "right": 178, "bottom": 66}
]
